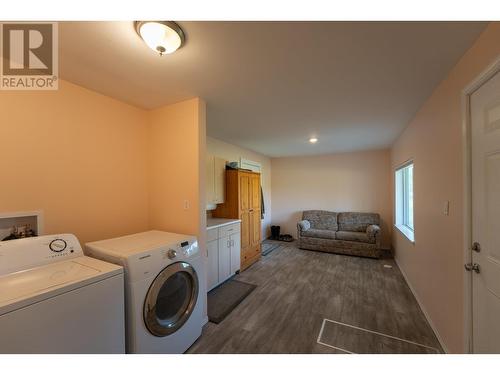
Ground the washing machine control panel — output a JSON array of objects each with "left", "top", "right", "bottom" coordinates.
[{"left": 0, "top": 233, "right": 83, "bottom": 276}]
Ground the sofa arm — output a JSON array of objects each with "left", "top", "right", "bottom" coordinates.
[
  {"left": 297, "top": 220, "right": 311, "bottom": 236},
  {"left": 366, "top": 224, "right": 381, "bottom": 244}
]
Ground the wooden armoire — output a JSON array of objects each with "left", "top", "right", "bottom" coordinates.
[{"left": 212, "top": 169, "right": 262, "bottom": 271}]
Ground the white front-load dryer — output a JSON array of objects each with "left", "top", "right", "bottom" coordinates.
[{"left": 85, "top": 230, "right": 206, "bottom": 354}]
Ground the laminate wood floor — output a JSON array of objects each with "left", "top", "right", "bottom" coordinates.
[{"left": 188, "top": 242, "right": 443, "bottom": 354}]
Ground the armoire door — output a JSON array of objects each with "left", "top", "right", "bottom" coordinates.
[
  {"left": 250, "top": 209, "right": 261, "bottom": 247},
  {"left": 250, "top": 175, "right": 260, "bottom": 210},
  {"left": 239, "top": 174, "right": 250, "bottom": 211},
  {"left": 240, "top": 211, "right": 250, "bottom": 251}
]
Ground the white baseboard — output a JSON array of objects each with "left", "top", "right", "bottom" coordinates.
[{"left": 394, "top": 256, "right": 449, "bottom": 353}]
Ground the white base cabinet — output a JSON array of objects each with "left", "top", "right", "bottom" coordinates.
[
  {"left": 206, "top": 222, "right": 241, "bottom": 291},
  {"left": 206, "top": 240, "right": 219, "bottom": 291}
]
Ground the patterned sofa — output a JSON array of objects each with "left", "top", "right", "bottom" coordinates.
[{"left": 297, "top": 210, "right": 381, "bottom": 258}]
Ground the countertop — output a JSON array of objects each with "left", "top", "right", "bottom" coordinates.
[{"left": 206, "top": 218, "right": 241, "bottom": 230}]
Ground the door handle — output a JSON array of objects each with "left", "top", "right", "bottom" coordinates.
[
  {"left": 472, "top": 242, "right": 481, "bottom": 252},
  {"left": 465, "top": 263, "right": 480, "bottom": 273}
]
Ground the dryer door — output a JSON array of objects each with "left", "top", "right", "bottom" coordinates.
[{"left": 143, "top": 261, "right": 199, "bottom": 337}]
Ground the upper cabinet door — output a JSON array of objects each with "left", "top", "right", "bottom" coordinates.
[
  {"left": 239, "top": 174, "right": 250, "bottom": 211},
  {"left": 206, "top": 155, "right": 215, "bottom": 205},
  {"left": 214, "top": 157, "right": 226, "bottom": 204},
  {"left": 251, "top": 175, "right": 261, "bottom": 209}
]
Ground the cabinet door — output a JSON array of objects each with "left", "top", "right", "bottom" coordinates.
[
  {"left": 230, "top": 233, "right": 241, "bottom": 274},
  {"left": 206, "top": 155, "right": 215, "bottom": 205},
  {"left": 207, "top": 239, "right": 219, "bottom": 291},
  {"left": 214, "top": 157, "right": 226, "bottom": 204},
  {"left": 218, "top": 235, "right": 231, "bottom": 283},
  {"left": 251, "top": 174, "right": 261, "bottom": 209},
  {"left": 239, "top": 174, "right": 250, "bottom": 211}
]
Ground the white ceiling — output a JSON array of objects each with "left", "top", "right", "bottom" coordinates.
[{"left": 59, "top": 22, "right": 486, "bottom": 157}]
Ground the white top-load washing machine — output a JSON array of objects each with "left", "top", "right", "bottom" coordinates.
[
  {"left": 85, "top": 230, "right": 206, "bottom": 354},
  {"left": 0, "top": 234, "right": 125, "bottom": 353}
]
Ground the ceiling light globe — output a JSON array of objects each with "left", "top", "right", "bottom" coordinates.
[{"left": 136, "top": 21, "right": 185, "bottom": 56}]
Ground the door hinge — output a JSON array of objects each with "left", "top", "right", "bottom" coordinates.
[{"left": 465, "top": 263, "right": 480, "bottom": 273}]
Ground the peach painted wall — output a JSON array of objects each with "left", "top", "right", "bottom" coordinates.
[
  {"left": 390, "top": 22, "right": 500, "bottom": 353},
  {"left": 148, "top": 98, "right": 207, "bottom": 317},
  {"left": 206, "top": 136, "right": 272, "bottom": 238},
  {"left": 148, "top": 98, "right": 206, "bottom": 240},
  {"left": 271, "top": 150, "right": 392, "bottom": 247},
  {"left": 0, "top": 80, "right": 149, "bottom": 244}
]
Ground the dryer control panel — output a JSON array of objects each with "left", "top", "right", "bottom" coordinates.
[
  {"left": 161, "top": 240, "right": 199, "bottom": 260},
  {"left": 126, "top": 239, "right": 199, "bottom": 283},
  {"left": 0, "top": 234, "right": 83, "bottom": 276}
]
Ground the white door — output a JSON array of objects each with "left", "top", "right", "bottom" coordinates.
[
  {"left": 471, "top": 69, "right": 500, "bottom": 353},
  {"left": 230, "top": 233, "right": 241, "bottom": 274},
  {"left": 218, "top": 236, "right": 231, "bottom": 283},
  {"left": 206, "top": 240, "right": 219, "bottom": 291}
]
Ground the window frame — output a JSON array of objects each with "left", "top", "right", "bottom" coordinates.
[{"left": 394, "top": 161, "right": 415, "bottom": 243}]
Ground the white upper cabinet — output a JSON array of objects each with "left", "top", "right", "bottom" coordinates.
[{"left": 206, "top": 154, "right": 226, "bottom": 208}]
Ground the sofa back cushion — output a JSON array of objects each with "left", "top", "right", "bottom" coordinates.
[
  {"left": 338, "top": 212, "right": 380, "bottom": 232},
  {"left": 302, "top": 210, "right": 338, "bottom": 231}
]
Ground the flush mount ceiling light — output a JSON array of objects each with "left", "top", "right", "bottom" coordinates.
[
  {"left": 135, "top": 21, "right": 185, "bottom": 56},
  {"left": 309, "top": 137, "right": 318, "bottom": 144}
]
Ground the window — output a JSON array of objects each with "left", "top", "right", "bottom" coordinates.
[{"left": 395, "top": 162, "right": 414, "bottom": 242}]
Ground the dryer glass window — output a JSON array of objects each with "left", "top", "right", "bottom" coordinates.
[
  {"left": 144, "top": 262, "right": 199, "bottom": 337},
  {"left": 156, "top": 272, "right": 191, "bottom": 322}
]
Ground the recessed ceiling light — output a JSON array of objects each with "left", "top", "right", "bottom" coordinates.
[
  {"left": 309, "top": 137, "right": 318, "bottom": 144},
  {"left": 135, "top": 21, "right": 185, "bottom": 56}
]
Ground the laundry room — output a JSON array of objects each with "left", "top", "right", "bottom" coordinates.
[{"left": 0, "top": 81, "right": 208, "bottom": 354}]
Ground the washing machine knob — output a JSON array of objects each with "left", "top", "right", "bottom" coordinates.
[
  {"left": 167, "top": 249, "right": 177, "bottom": 259},
  {"left": 49, "top": 239, "right": 67, "bottom": 252}
]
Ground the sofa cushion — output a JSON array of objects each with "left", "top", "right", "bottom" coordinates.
[
  {"left": 297, "top": 220, "right": 311, "bottom": 231},
  {"left": 336, "top": 230, "right": 374, "bottom": 244},
  {"left": 302, "top": 210, "right": 338, "bottom": 231},
  {"left": 338, "top": 212, "right": 380, "bottom": 232},
  {"left": 366, "top": 224, "right": 381, "bottom": 243},
  {"left": 301, "top": 229, "right": 336, "bottom": 240}
]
